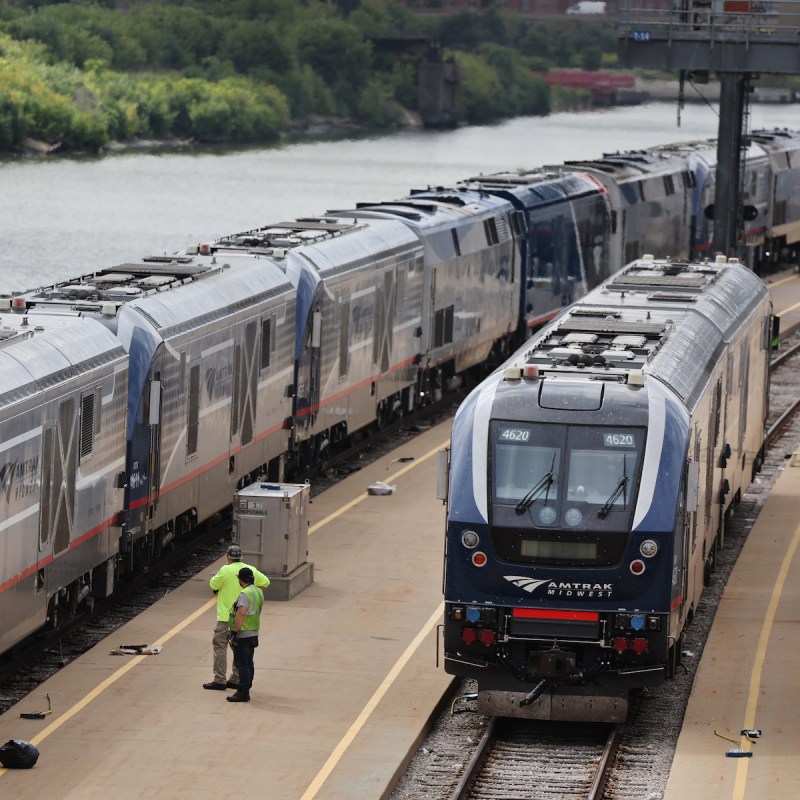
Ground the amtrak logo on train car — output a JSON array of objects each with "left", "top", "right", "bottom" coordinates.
[
  {"left": 505, "top": 575, "right": 614, "bottom": 598},
  {"left": 352, "top": 304, "right": 375, "bottom": 335},
  {"left": 204, "top": 364, "right": 234, "bottom": 401},
  {"left": 0, "top": 456, "right": 40, "bottom": 504}
]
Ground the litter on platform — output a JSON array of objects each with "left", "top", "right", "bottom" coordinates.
[
  {"left": 367, "top": 481, "right": 396, "bottom": 495},
  {"left": 110, "top": 644, "right": 163, "bottom": 655}
]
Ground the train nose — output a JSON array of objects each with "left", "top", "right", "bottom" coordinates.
[{"left": 531, "top": 645, "right": 577, "bottom": 678}]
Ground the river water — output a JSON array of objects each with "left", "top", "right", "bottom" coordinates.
[{"left": 3, "top": 101, "right": 800, "bottom": 292}]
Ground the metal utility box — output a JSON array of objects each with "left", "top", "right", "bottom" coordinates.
[{"left": 232, "top": 482, "right": 310, "bottom": 577}]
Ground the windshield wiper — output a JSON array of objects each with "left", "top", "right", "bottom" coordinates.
[
  {"left": 598, "top": 453, "right": 629, "bottom": 519},
  {"left": 515, "top": 451, "right": 557, "bottom": 515}
]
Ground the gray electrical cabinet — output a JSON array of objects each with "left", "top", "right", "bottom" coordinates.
[{"left": 232, "top": 482, "right": 313, "bottom": 599}]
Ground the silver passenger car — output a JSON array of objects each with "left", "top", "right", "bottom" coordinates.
[{"left": 0, "top": 311, "right": 127, "bottom": 652}]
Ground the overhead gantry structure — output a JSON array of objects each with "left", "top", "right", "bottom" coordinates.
[{"left": 618, "top": 0, "right": 800, "bottom": 259}]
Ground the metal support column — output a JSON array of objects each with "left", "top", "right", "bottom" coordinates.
[{"left": 711, "top": 75, "right": 749, "bottom": 258}]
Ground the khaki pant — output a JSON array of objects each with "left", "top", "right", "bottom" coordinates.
[{"left": 212, "top": 620, "right": 239, "bottom": 684}]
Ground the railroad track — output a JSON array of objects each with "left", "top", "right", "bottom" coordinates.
[
  {"left": 449, "top": 718, "right": 619, "bottom": 800},
  {"left": 766, "top": 333, "right": 800, "bottom": 443}
]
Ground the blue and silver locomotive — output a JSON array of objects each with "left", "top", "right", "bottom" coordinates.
[{"left": 440, "top": 255, "right": 773, "bottom": 722}]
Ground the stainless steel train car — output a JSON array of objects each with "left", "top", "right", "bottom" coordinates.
[
  {"left": 6, "top": 256, "right": 297, "bottom": 575},
  {"left": 751, "top": 128, "right": 800, "bottom": 265},
  {"left": 439, "top": 255, "right": 774, "bottom": 722},
  {"left": 0, "top": 311, "right": 128, "bottom": 654},
  {"left": 193, "top": 216, "right": 426, "bottom": 468},
  {"left": 329, "top": 189, "right": 525, "bottom": 395},
  {"left": 455, "top": 169, "right": 612, "bottom": 331},
  {"left": 560, "top": 149, "right": 694, "bottom": 267}
]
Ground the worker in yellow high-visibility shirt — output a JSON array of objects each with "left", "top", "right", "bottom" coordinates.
[{"left": 204, "top": 544, "right": 269, "bottom": 691}]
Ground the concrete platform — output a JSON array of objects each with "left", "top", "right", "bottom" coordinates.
[
  {"left": 0, "top": 419, "right": 455, "bottom": 800},
  {"left": 663, "top": 449, "right": 800, "bottom": 799}
]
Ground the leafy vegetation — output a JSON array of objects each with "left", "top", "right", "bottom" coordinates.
[{"left": 0, "top": 0, "right": 620, "bottom": 153}]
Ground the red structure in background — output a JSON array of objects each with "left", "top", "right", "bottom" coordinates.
[{"left": 541, "top": 70, "right": 637, "bottom": 104}]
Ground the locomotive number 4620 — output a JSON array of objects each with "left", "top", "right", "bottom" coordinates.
[
  {"left": 498, "top": 427, "right": 531, "bottom": 441},
  {"left": 603, "top": 432, "right": 635, "bottom": 447}
]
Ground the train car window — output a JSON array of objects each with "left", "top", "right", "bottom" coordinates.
[
  {"left": 739, "top": 339, "right": 750, "bottom": 449},
  {"left": 490, "top": 422, "right": 644, "bottom": 566},
  {"left": 187, "top": 364, "right": 200, "bottom": 458},
  {"left": 260, "top": 318, "right": 272, "bottom": 372},
  {"left": 433, "top": 305, "right": 454, "bottom": 348},
  {"left": 663, "top": 175, "right": 675, "bottom": 196},
  {"left": 484, "top": 218, "right": 499, "bottom": 246},
  {"left": 396, "top": 268, "right": 406, "bottom": 311},
  {"left": 338, "top": 297, "right": 350, "bottom": 380},
  {"left": 373, "top": 283, "right": 385, "bottom": 368},
  {"left": 231, "top": 345, "right": 241, "bottom": 438},
  {"left": 492, "top": 422, "right": 561, "bottom": 504},
  {"left": 451, "top": 229, "right": 461, "bottom": 256},
  {"left": 444, "top": 305, "right": 454, "bottom": 344},
  {"left": 510, "top": 210, "right": 528, "bottom": 237}
]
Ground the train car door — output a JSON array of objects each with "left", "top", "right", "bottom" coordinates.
[{"left": 42, "top": 397, "right": 78, "bottom": 557}]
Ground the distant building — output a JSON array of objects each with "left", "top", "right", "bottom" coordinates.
[
  {"left": 398, "top": 0, "right": 617, "bottom": 15},
  {"left": 398, "top": 0, "right": 675, "bottom": 16}
]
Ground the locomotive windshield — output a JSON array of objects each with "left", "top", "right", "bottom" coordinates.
[{"left": 490, "top": 421, "right": 645, "bottom": 566}]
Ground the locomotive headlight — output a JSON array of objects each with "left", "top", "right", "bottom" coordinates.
[
  {"left": 539, "top": 506, "right": 557, "bottom": 525},
  {"left": 564, "top": 507, "right": 583, "bottom": 527},
  {"left": 640, "top": 539, "right": 659, "bottom": 558},
  {"left": 461, "top": 530, "right": 480, "bottom": 549}
]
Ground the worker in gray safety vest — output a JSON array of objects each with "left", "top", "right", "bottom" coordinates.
[{"left": 225, "top": 566, "right": 264, "bottom": 703}]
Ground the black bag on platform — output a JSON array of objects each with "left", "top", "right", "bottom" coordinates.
[{"left": 0, "top": 739, "right": 39, "bottom": 768}]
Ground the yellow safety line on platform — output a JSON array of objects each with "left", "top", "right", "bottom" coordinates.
[
  {"left": 298, "top": 603, "right": 444, "bottom": 800},
  {"left": 776, "top": 299, "right": 800, "bottom": 319},
  {"left": 732, "top": 516, "right": 800, "bottom": 800},
  {"left": 0, "top": 596, "right": 216, "bottom": 778},
  {"left": 308, "top": 439, "right": 448, "bottom": 535},
  {"left": 1, "top": 435, "right": 450, "bottom": 783},
  {"left": 768, "top": 274, "right": 798, "bottom": 289}
]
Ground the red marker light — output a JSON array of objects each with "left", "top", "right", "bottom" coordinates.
[
  {"left": 629, "top": 559, "right": 645, "bottom": 575},
  {"left": 472, "top": 551, "right": 487, "bottom": 567}
]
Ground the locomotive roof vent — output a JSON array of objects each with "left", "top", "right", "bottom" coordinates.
[{"left": 539, "top": 378, "right": 603, "bottom": 411}]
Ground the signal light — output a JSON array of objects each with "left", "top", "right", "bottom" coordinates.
[
  {"left": 629, "top": 559, "right": 645, "bottom": 575},
  {"left": 523, "top": 364, "right": 539, "bottom": 379},
  {"left": 472, "top": 551, "right": 487, "bottom": 567}
]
